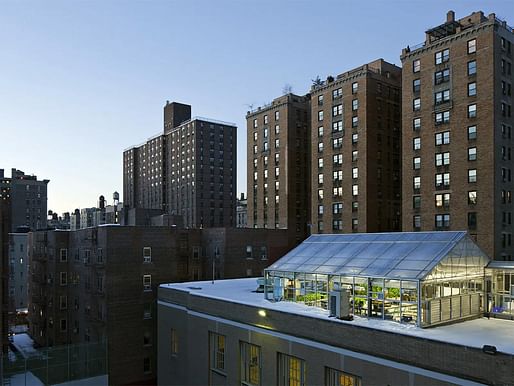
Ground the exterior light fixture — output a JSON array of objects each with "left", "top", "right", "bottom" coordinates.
[{"left": 258, "top": 310, "right": 267, "bottom": 317}]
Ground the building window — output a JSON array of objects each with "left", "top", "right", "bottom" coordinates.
[
  {"left": 413, "top": 79, "right": 421, "bottom": 93},
  {"left": 413, "top": 157, "right": 421, "bottom": 170},
  {"left": 352, "top": 133, "right": 358, "bottom": 144},
  {"left": 413, "top": 98, "right": 421, "bottom": 111},
  {"left": 333, "top": 138, "right": 342, "bottom": 149},
  {"left": 434, "top": 89, "right": 450, "bottom": 104},
  {"left": 253, "top": 119, "right": 257, "bottom": 128},
  {"left": 318, "top": 174, "right": 324, "bottom": 185},
  {"left": 352, "top": 218, "right": 358, "bottom": 231},
  {"left": 318, "top": 221, "right": 324, "bottom": 232},
  {"left": 435, "top": 173, "right": 450, "bottom": 188},
  {"left": 468, "top": 169, "right": 477, "bottom": 183},
  {"left": 412, "top": 195, "right": 421, "bottom": 209},
  {"left": 333, "top": 154, "right": 342, "bottom": 165},
  {"left": 333, "top": 88, "right": 342, "bottom": 99},
  {"left": 435, "top": 193, "right": 450, "bottom": 208},
  {"left": 318, "top": 205, "right": 324, "bottom": 215},
  {"left": 352, "top": 151, "right": 358, "bottom": 162},
  {"left": 468, "top": 125, "right": 477, "bottom": 140},
  {"left": 325, "top": 367, "right": 361, "bottom": 386},
  {"left": 435, "top": 214, "right": 450, "bottom": 229},
  {"left": 352, "top": 185, "right": 358, "bottom": 196},
  {"left": 170, "top": 328, "right": 178, "bottom": 356},
  {"left": 352, "top": 82, "right": 358, "bottom": 93},
  {"left": 413, "top": 215, "right": 421, "bottom": 230},
  {"left": 332, "top": 220, "right": 343, "bottom": 231},
  {"left": 468, "top": 147, "right": 477, "bottom": 161},
  {"left": 59, "top": 295, "right": 67, "bottom": 310},
  {"left": 333, "top": 203, "right": 343, "bottom": 214},
  {"left": 413, "top": 176, "right": 421, "bottom": 190},
  {"left": 253, "top": 145, "right": 258, "bottom": 154},
  {"left": 318, "top": 111, "right": 324, "bottom": 121},
  {"left": 318, "top": 126, "right": 324, "bottom": 137},
  {"left": 275, "top": 139, "right": 280, "bottom": 149},
  {"left": 332, "top": 104, "right": 342, "bottom": 116},
  {"left": 143, "top": 357, "right": 151, "bottom": 374},
  {"left": 240, "top": 342, "right": 261, "bottom": 386},
  {"left": 60, "top": 319, "right": 67, "bottom": 332},
  {"left": 435, "top": 152, "right": 450, "bottom": 166},
  {"left": 352, "top": 116, "right": 358, "bottom": 128},
  {"left": 468, "top": 82, "right": 477, "bottom": 97},
  {"left": 435, "top": 69, "right": 450, "bottom": 84},
  {"left": 435, "top": 131, "right": 450, "bottom": 146},
  {"left": 413, "top": 118, "right": 421, "bottom": 131},
  {"left": 352, "top": 99, "right": 358, "bottom": 111},
  {"left": 468, "top": 212, "right": 477, "bottom": 229},
  {"left": 468, "top": 104, "right": 477, "bottom": 118},
  {"left": 332, "top": 121, "right": 343, "bottom": 132},
  {"left": 263, "top": 115, "right": 268, "bottom": 124},
  {"left": 274, "top": 167, "right": 279, "bottom": 177},
  {"left": 352, "top": 167, "right": 358, "bottom": 179},
  {"left": 468, "top": 191, "right": 477, "bottom": 205},
  {"left": 333, "top": 187, "right": 342, "bottom": 197},
  {"left": 318, "top": 142, "right": 323, "bottom": 152},
  {"left": 143, "top": 274, "right": 151, "bottom": 291},
  {"left": 435, "top": 111, "right": 450, "bottom": 125},
  {"left": 318, "top": 189, "right": 324, "bottom": 200},
  {"left": 318, "top": 95, "right": 324, "bottom": 106},
  {"left": 318, "top": 158, "right": 324, "bottom": 169},
  {"left": 60, "top": 272, "right": 67, "bottom": 286},
  {"left": 275, "top": 111, "right": 279, "bottom": 120},
  {"left": 435, "top": 49, "right": 449, "bottom": 64},
  {"left": 143, "top": 247, "right": 151, "bottom": 263},
  {"left": 468, "top": 60, "right": 477, "bottom": 76},
  {"left": 413, "top": 59, "right": 420, "bottom": 73},
  {"left": 275, "top": 125, "right": 280, "bottom": 135},
  {"left": 210, "top": 332, "right": 226, "bottom": 373},
  {"left": 59, "top": 248, "right": 68, "bottom": 262},
  {"left": 468, "top": 39, "right": 476, "bottom": 54},
  {"left": 333, "top": 170, "right": 343, "bottom": 182}
]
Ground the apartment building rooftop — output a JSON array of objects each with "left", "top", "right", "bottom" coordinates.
[{"left": 160, "top": 278, "right": 514, "bottom": 355}]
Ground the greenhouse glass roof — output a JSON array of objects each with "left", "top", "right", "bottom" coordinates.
[{"left": 267, "top": 232, "right": 488, "bottom": 280}]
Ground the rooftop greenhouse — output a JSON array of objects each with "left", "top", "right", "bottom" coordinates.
[{"left": 264, "top": 232, "right": 489, "bottom": 327}]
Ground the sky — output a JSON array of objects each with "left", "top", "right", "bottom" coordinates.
[{"left": 0, "top": 0, "right": 512, "bottom": 214}]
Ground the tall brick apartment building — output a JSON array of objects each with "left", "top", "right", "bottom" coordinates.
[
  {"left": 401, "top": 11, "right": 514, "bottom": 260},
  {"left": 310, "top": 59, "right": 402, "bottom": 233},
  {"left": 246, "top": 94, "right": 311, "bottom": 242},
  {"left": 123, "top": 102, "right": 237, "bottom": 228},
  {"left": 27, "top": 226, "right": 292, "bottom": 385}
]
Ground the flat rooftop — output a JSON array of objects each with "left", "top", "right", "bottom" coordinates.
[{"left": 161, "top": 278, "right": 514, "bottom": 355}]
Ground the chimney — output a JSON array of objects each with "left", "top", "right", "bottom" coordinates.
[{"left": 447, "top": 10, "right": 455, "bottom": 23}]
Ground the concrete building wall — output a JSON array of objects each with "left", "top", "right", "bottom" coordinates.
[{"left": 158, "top": 287, "right": 513, "bottom": 385}]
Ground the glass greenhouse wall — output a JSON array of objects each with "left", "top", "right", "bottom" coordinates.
[
  {"left": 264, "top": 232, "right": 489, "bottom": 327},
  {"left": 487, "top": 261, "right": 514, "bottom": 319}
]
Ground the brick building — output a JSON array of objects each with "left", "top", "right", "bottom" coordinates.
[
  {"left": 401, "top": 11, "right": 514, "bottom": 260},
  {"left": 246, "top": 93, "right": 311, "bottom": 243},
  {"left": 310, "top": 59, "right": 402, "bottom": 234},
  {"left": 27, "top": 226, "right": 293, "bottom": 385},
  {"left": 123, "top": 101, "right": 237, "bottom": 228}
]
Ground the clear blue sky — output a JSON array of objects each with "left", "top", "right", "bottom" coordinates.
[{"left": 0, "top": 0, "right": 511, "bottom": 214}]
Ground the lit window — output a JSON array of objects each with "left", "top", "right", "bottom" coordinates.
[
  {"left": 352, "top": 167, "right": 358, "bottom": 179},
  {"left": 435, "top": 193, "right": 450, "bottom": 208},
  {"left": 435, "top": 48, "right": 449, "bottom": 64},
  {"left": 318, "top": 174, "right": 324, "bottom": 185},
  {"left": 275, "top": 111, "right": 279, "bottom": 120},
  {"left": 413, "top": 59, "right": 420, "bottom": 73},
  {"left": 325, "top": 367, "right": 361, "bottom": 386},
  {"left": 240, "top": 342, "right": 261, "bottom": 386},
  {"left": 352, "top": 133, "right": 358, "bottom": 144},
  {"left": 352, "top": 185, "right": 358, "bottom": 196},
  {"left": 333, "top": 171, "right": 343, "bottom": 181},
  {"left": 318, "top": 189, "right": 324, "bottom": 200},
  {"left": 275, "top": 139, "right": 279, "bottom": 148},
  {"left": 275, "top": 167, "right": 279, "bottom": 177},
  {"left": 210, "top": 332, "right": 226, "bottom": 373},
  {"left": 318, "top": 111, "right": 324, "bottom": 121},
  {"left": 318, "top": 126, "right": 324, "bottom": 137},
  {"left": 468, "top": 39, "right": 476, "bottom": 54},
  {"left": 333, "top": 187, "right": 342, "bottom": 197},
  {"left": 318, "top": 158, "right": 324, "bottom": 168},
  {"left": 413, "top": 176, "right": 421, "bottom": 190},
  {"left": 468, "top": 191, "right": 477, "bottom": 205},
  {"left": 333, "top": 154, "right": 342, "bottom": 165}
]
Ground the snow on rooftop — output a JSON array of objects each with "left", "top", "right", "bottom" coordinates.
[
  {"left": 12, "top": 333, "right": 39, "bottom": 359},
  {"left": 161, "top": 278, "right": 514, "bottom": 355}
]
